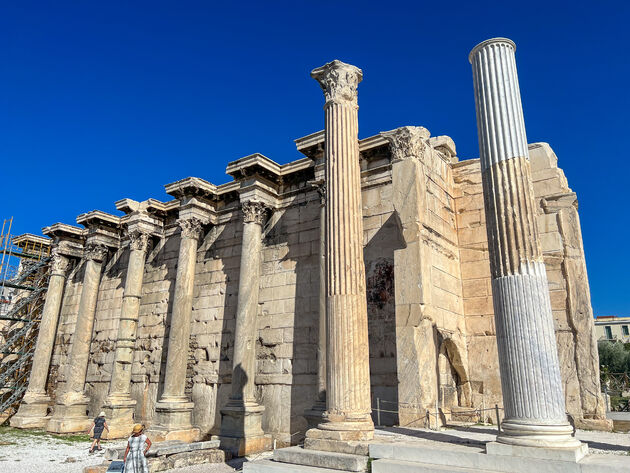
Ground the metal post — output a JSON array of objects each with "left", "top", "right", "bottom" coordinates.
[
  {"left": 435, "top": 399, "right": 439, "bottom": 430},
  {"left": 376, "top": 398, "right": 381, "bottom": 427},
  {"left": 495, "top": 404, "right": 501, "bottom": 433}
]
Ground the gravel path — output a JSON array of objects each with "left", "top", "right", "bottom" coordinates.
[{"left": 0, "top": 426, "right": 123, "bottom": 473}]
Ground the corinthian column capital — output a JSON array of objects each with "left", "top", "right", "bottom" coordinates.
[
  {"left": 84, "top": 243, "right": 108, "bottom": 262},
  {"left": 381, "top": 126, "right": 431, "bottom": 161},
  {"left": 242, "top": 201, "right": 268, "bottom": 225},
  {"left": 311, "top": 60, "right": 363, "bottom": 107},
  {"left": 127, "top": 229, "right": 150, "bottom": 252},
  {"left": 177, "top": 217, "right": 204, "bottom": 240},
  {"left": 49, "top": 248, "right": 70, "bottom": 275}
]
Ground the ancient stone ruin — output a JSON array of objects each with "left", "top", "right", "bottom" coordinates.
[{"left": 10, "top": 38, "right": 608, "bottom": 463}]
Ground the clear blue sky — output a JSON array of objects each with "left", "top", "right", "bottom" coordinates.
[{"left": 2, "top": 1, "right": 628, "bottom": 316}]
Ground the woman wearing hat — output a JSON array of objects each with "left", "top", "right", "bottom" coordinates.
[
  {"left": 123, "top": 424, "right": 152, "bottom": 473},
  {"left": 87, "top": 411, "right": 109, "bottom": 453}
]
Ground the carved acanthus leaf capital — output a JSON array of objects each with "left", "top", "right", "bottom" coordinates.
[
  {"left": 311, "top": 60, "right": 363, "bottom": 107},
  {"left": 177, "top": 217, "right": 204, "bottom": 240},
  {"left": 128, "top": 229, "right": 151, "bottom": 252},
  {"left": 381, "top": 126, "right": 431, "bottom": 161},
  {"left": 242, "top": 201, "right": 268, "bottom": 225},
  {"left": 49, "top": 247, "right": 70, "bottom": 275},
  {"left": 84, "top": 243, "right": 108, "bottom": 262}
]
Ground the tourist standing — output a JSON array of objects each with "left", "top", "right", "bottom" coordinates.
[{"left": 123, "top": 424, "right": 152, "bottom": 473}]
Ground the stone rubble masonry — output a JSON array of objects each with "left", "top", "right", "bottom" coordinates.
[
  {"left": 306, "top": 59, "right": 374, "bottom": 447},
  {"left": 14, "top": 60, "right": 607, "bottom": 448},
  {"left": 470, "top": 37, "right": 584, "bottom": 451}
]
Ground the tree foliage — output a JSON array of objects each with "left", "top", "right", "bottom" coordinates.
[{"left": 598, "top": 340, "right": 630, "bottom": 373}]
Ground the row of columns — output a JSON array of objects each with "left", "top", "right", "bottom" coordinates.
[
  {"left": 12, "top": 198, "right": 274, "bottom": 448},
  {"left": 15, "top": 40, "right": 583, "bottom": 457}
]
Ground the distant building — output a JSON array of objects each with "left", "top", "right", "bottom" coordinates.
[{"left": 595, "top": 316, "right": 630, "bottom": 343}]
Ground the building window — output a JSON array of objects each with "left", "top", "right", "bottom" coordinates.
[
  {"left": 605, "top": 326, "right": 613, "bottom": 339},
  {"left": 623, "top": 326, "right": 629, "bottom": 336}
]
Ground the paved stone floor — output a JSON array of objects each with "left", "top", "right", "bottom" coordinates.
[
  {"left": 0, "top": 424, "right": 627, "bottom": 473},
  {"left": 372, "top": 424, "right": 630, "bottom": 456}
]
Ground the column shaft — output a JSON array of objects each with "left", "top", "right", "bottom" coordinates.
[
  {"left": 316, "top": 196, "right": 326, "bottom": 401},
  {"left": 68, "top": 257, "right": 103, "bottom": 392},
  {"left": 304, "top": 187, "right": 327, "bottom": 426},
  {"left": 219, "top": 201, "right": 271, "bottom": 456},
  {"left": 162, "top": 224, "right": 199, "bottom": 400},
  {"left": 47, "top": 244, "right": 107, "bottom": 433},
  {"left": 109, "top": 240, "right": 147, "bottom": 395},
  {"left": 103, "top": 231, "right": 149, "bottom": 437},
  {"left": 230, "top": 211, "right": 263, "bottom": 402},
  {"left": 470, "top": 38, "right": 580, "bottom": 449},
  {"left": 149, "top": 217, "right": 201, "bottom": 442},
  {"left": 11, "top": 252, "right": 69, "bottom": 428},
  {"left": 310, "top": 60, "right": 373, "bottom": 440},
  {"left": 28, "top": 254, "right": 69, "bottom": 394}
]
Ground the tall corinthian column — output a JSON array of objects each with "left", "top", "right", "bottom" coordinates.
[
  {"left": 150, "top": 216, "right": 203, "bottom": 442},
  {"left": 12, "top": 249, "right": 70, "bottom": 428},
  {"left": 307, "top": 60, "right": 374, "bottom": 444},
  {"left": 220, "top": 200, "right": 271, "bottom": 456},
  {"left": 102, "top": 229, "right": 150, "bottom": 438},
  {"left": 48, "top": 243, "right": 108, "bottom": 433},
  {"left": 469, "top": 38, "right": 584, "bottom": 455}
]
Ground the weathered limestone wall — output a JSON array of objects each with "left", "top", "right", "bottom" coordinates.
[
  {"left": 454, "top": 143, "right": 606, "bottom": 425},
  {"left": 37, "top": 135, "right": 604, "bottom": 441},
  {"left": 130, "top": 227, "right": 179, "bottom": 425},
  {"left": 85, "top": 249, "right": 126, "bottom": 415}
]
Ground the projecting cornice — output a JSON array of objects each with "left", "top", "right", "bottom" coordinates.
[
  {"left": 164, "top": 176, "right": 218, "bottom": 200},
  {"left": 76, "top": 210, "right": 121, "bottom": 249},
  {"left": 42, "top": 223, "right": 86, "bottom": 258}
]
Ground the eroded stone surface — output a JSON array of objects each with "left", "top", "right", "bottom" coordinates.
[{"left": 12, "top": 58, "right": 607, "bottom": 452}]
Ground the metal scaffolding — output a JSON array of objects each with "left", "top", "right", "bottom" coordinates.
[{"left": 0, "top": 218, "right": 51, "bottom": 421}]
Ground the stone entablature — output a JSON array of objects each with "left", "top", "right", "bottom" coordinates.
[{"left": 13, "top": 101, "right": 607, "bottom": 441}]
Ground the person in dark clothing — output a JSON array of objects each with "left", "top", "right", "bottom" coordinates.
[{"left": 87, "top": 411, "right": 110, "bottom": 453}]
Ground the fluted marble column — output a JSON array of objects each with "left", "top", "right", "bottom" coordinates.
[
  {"left": 12, "top": 249, "right": 70, "bottom": 428},
  {"left": 305, "top": 184, "right": 327, "bottom": 426},
  {"left": 307, "top": 60, "right": 374, "bottom": 444},
  {"left": 150, "top": 217, "right": 203, "bottom": 442},
  {"left": 102, "top": 229, "right": 150, "bottom": 438},
  {"left": 220, "top": 200, "right": 271, "bottom": 456},
  {"left": 48, "top": 243, "right": 108, "bottom": 433},
  {"left": 470, "top": 38, "right": 584, "bottom": 455}
]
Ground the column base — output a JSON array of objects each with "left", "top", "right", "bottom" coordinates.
[
  {"left": 146, "top": 398, "right": 199, "bottom": 443},
  {"left": 10, "top": 393, "right": 52, "bottom": 429},
  {"left": 304, "top": 417, "right": 374, "bottom": 455},
  {"left": 219, "top": 400, "right": 270, "bottom": 456},
  {"left": 219, "top": 434, "right": 272, "bottom": 457},
  {"left": 46, "top": 393, "right": 92, "bottom": 433},
  {"left": 100, "top": 396, "right": 137, "bottom": 439},
  {"left": 487, "top": 441, "right": 589, "bottom": 462},
  {"left": 496, "top": 419, "right": 583, "bottom": 449}
]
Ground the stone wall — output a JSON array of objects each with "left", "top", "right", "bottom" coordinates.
[
  {"left": 36, "top": 135, "right": 605, "bottom": 442},
  {"left": 453, "top": 143, "right": 606, "bottom": 426}
]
